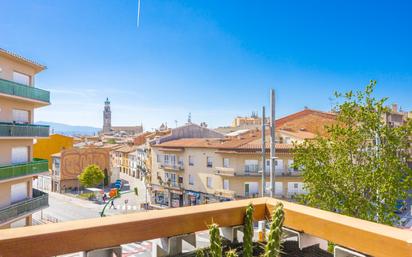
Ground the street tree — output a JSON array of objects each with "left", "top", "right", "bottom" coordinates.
[
  {"left": 293, "top": 81, "right": 412, "bottom": 225},
  {"left": 79, "top": 164, "right": 105, "bottom": 188}
]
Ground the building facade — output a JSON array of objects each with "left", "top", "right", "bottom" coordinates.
[
  {"left": 149, "top": 109, "right": 337, "bottom": 208},
  {"left": 33, "top": 133, "right": 74, "bottom": 170},
  {"left": 0, "top": 48, "right": 50, "bottom": 228},
  {"left": 51, "top": 148, "right": 110, "bottom": 192}
]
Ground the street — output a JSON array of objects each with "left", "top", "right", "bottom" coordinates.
[{"left": 32, "top": 177, "right": 211, "bottom": 257}]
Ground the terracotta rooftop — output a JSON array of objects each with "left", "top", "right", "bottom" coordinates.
[
  {"left": 0, "top": 48, "right": 46, "bottom": 72},
  {"left": 275, "top": 109, "right": 337, "bottom": 136},
  {"left": 115, "top": 145, "right": 139, "bottom": 153},
  {"left": 154, "top": 109, "right": 335, "bottom": 151},
  {"left": 153, "top": 138, "right": 227, "bottom": 149}
]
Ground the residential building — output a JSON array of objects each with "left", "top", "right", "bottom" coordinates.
[
  {"left": 0, "top": 48, "right": 50, "bottom": 228},
  {"left": 33, "top": 133, "right": 74, "bottom": 170},
  {"left": 150, "top": 109, "right": 336, "bottom": 207},
  {"left": 231, "top": 112, "right": 261, "bottom": 128},
  {"left": 112, "top": 144, "right": 139, "bottom": 177},
  {"left": 51, "top": 148, "right": 110, "bottom": 192}
]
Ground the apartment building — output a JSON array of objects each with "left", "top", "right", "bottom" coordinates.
[
  {"left": 33, "top": 133, "right": 74, "bottom": 170},
  {"left": 0, "top": 49, "right": 50, "bottom": 228},
  {"left": 150, "top": 109, "right": 337, "bottom": 207},
  {"left": 112, "top": 145, "right": 140, "bottom": 177}
]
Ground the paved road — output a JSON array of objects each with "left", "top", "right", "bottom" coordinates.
[
  {"left": 33, "top": 179, "right": 152, "bottom": 257},
  {"left": 32, "top": 175, "right": 214, "bottom": 257}
]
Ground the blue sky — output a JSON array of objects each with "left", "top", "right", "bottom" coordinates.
[{"left": 1, "top": 0, "right": 411, "bottom": 129}]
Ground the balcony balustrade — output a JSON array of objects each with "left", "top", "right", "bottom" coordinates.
[
  {"left": 0, "top": 189, "right": 48, "bottom": 225},
  {"left": 0, "top": 197, "right": 410, "bottom": 257},
  {"left": 0, "top": 78, "right": 50, "bottom": 103},
  {"left": 244, "top": 164, "right": 260, "bottom": 173},
  {"left": 0, "top": 158, "right": 48, "bottom": 181},
  {"left": 0, "top": 122, "right": 49, "bottom": 137},
  {"left": 160, "top": 163, "right": 184, "bottom": 171},
  {"left": 215, "top": 166, "right": 235, "bottom": 176}
]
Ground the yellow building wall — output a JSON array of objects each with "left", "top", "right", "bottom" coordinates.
[{"left": 33, "top": 134, "right": 74, "bottom": 170}]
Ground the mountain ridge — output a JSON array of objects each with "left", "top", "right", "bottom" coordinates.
[{"left": 35, "top": 121, "right": 100, "bottom": 136}]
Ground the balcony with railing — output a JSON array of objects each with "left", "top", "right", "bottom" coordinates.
[
  {"left": 0, "top": 189, "right": 48, "bottom": 225},
  {"left": 215, "top": 166, "right": 236, "bottom": 176},
  {"left": 160, "top": 162, "right": 184, "bottom": 172},
  {"left": 0, "top": 122, "right": 49, "bottom": 138},
  {"left": 0, "top": 197, "right": 410, "bottom": 257},
  {"left": 275, "top": 168, "right": 301, "bottom": 177},
  {"left": 0, "top": 158, "right": 49, "bottom": 181},
  {"left": 0, "top": 78, "right": 50, "bottom": 105}
]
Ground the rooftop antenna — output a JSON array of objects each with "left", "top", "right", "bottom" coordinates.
[
  {"left": 174, "top": 120, "right": 178, "bottom": 128},
  {"left": 188, "top": 112, "right": 192, "bottom": 123},
  {"left": 137, "top": 0, "right": 141, "bottom": 28}
]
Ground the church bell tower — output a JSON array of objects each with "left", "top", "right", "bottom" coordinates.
[{"left": 103, "top": 97, "right": 111, "bottom": 133}]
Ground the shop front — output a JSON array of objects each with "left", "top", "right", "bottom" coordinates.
[
  {"left": 169, "top": 189, "right": 183, "bottom": 207},
  {"left": 185, "top": 190, "right": 201, "bottom": 206},
  {"left": 151, "top": 184, "right": 169, "bottom": 206}
]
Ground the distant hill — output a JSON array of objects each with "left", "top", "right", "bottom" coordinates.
[{"left": 35, "top": 121, "right": 100, "bottom": 136}]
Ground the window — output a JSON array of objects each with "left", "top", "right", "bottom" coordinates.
[
  {"left": 164, "top": 155, "right": 170, "bottom": 165},
  {"left": 11, "top": 147, "right": 29, "bottom": 164},
  {"left": 275, "top": 159, "right": 284, "bottom": 170},
  {"left": 206, "top": 157, "right": 213, "bottom": 168},
  {"left": 223, "top": 179, "right": 229, "bottom": 190},
  {"left": 165, "top": 172, "right": 177, "bottom": 187},
  {"left": 189, "top": 174, "right": 194, "bottom": 185},
  {"left": 284, "top": 137, "right": 291, "bottom": 144},
  {"left": 188, "top": 155, "right": 194, "bottom": 166},
  {"left": 207, "top": 177, "right": 213, "bottom": 188},
  {"left": 13, "top": 71, "right": 30, "bottom": 85},
  {"left": 12, "top": 109, "right": 30, "bottom": 123},
  {"left": 288, "top": 160, "right": 294, "bottom": 171},
  {"left": 10, "top": 182, "right": 28, "bottom": 203},
  {"left": 53, "top": 158, "right": 61, "bottom": 176},
  {"left": 244, "top": 182, "right": 258, "bottom": 196},
  {"left": 294, "top": 183, "right": 298, "bottom": 189},
  {"left": 223, "top": 158, "right": 230, "bottom": 168},
  {"left": 157, "top": 154, "right": 162, "bottom": 163},
  {"left": 245, "top": 160, "right": 259, "bottom": 173},
  {"left": 164, "top": 154, "right": 176, "bottom": 165}
]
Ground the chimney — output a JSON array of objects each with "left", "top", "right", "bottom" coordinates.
[{"left": 392, "top": 103, "right": 398, "bottom": 113}]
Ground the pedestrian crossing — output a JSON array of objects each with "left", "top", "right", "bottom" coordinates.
[{"left": 116, "top": 205, "right": 139, "bottom": 211}]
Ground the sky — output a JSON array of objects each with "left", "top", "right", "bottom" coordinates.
[{"left": 1, "top": 0, "right": 411, "bottom": 130}]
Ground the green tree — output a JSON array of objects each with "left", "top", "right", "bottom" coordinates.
[
  {"left": 107, "top": 138, "right": 117, "bottom": 144},
  {"left": 78, "top": 164, "right": 105, "bottom": 188},
  {"left": 293, "top": 81, "right": 412, "bottom": 225}
]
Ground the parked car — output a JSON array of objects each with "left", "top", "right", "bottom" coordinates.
[{"left": 395, "top": 200, "right": 407, "bottom": 214}]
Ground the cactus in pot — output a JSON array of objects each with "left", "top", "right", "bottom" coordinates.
[
  {"left": 264, "top": 202, "right": 285, "bottom": 257},
  {"left": 243, "top": 203, "right": 254, "bottom": 257},
  {"left": 209, "top": 223, "right": 222, "bottom": 257}
]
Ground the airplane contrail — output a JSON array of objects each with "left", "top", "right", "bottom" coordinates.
[{"left": 137, "top": 0, "right": 141, "bottom": 28}]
